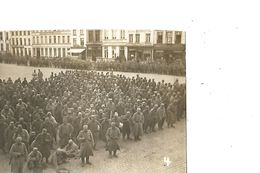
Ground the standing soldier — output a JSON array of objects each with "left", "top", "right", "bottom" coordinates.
[
  {"left": 121, "top": 111, "right": 131, "bottom": 140},
  {"left": 106, "top": 122, "right": 121, "bottom": 157},
  {"left": 57, "top": 118, "right": 74, "bottom": 148},
  {"left": 142, "top": 105, "right": 150, "bottom": 134},
  {"left": 166, "top": 100, "right": 177, "bottom": 128},
  {"left": 131, "top": 107, "right": 144, "bottom": 141},
  {"left": 100, "top": 116, "right": 111, "bottom": 144},
  {"left": 37, "top": 69, "right": 43, "bottom": 81},
  {"left": 157, "top": 103, "right": 166, "bottom": 130},
  {"left": 9, "top": 137, "right": 28, "bottom": 173},
  {"left": 77, "top": 125, "right": 94, "bottom": 167},
  {"left": 33, "top": 128, "right": 52, "bottom": 164},
  {"left": 149, "top": 104, "right": 159, "bottom": 132},
  {"left": 4, "top": 121, "right": 16, "bottom": 153},
  {"left": 88, "top": 115, "right": 100, "bottom": 150},
  {"left": 13, "top": 124, "right": 29, "bottom": 150},
  {"left": 27, "top": 147, "right": 43, "bottom": 173}
]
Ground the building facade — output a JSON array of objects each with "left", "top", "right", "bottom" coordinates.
[
  {"left": 86, "top": 30, "right": 102, "bottom": 61},
  {"left": 102, "top": 29, "right": 128, "bottom": 61},
  {"left": 9, "top": 30, "right": 32, "bottom": 57},
  {"left": 153, "top": 30, "right": 186, "bottom": 63},
  {"left": 31, "top": 30, "right": 71, "bottom": 58},
  {"left": 69, "top": 29, "right": 87, "bottom": 59},
  {"left": 127, "top": 30, "right": 154, "bottom": 62},
  {"left": 0, "top": 31, "right": 11, "bottom": 55},
  {"left": 1, "top": 29, "right": 186, "bottom": 62}
]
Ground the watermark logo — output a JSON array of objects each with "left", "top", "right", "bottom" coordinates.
[{"left": 163, "top": 157, "right": 172, "bottom": 167}]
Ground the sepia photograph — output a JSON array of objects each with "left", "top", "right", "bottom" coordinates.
[{"left": 0, "top": 29, "right": 186, "bottom": 173}]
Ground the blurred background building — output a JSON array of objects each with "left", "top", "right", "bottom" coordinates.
[{"left": 0, "top": 29, "right": 186, "bottom": 62}]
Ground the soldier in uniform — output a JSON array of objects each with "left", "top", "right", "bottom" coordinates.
[
  {"left": 106, "top": 122, "right": 121, "bottom": 157},
  {"left": 88, "top": 115, "right": 101, "bottom": 150},
  {"left": 131, "top": 107, "right": 144, "bottom": 141},
  {"left": 77, "top": 125, "right": 94, "bottom": 166},
  {"left": 33, "top": 128, "right": 52, "bottom": 164},
  {"left": 57, "top": 118, "right": 74, "bottom": 148},
  {"left": 27, "top": 147, "right": 43, "bottom": 173},
  {"left": 9, "top": 137, "right": 28, "bottom": 173},
  {"left": 157, "top": 103, "right": 166, "bottom": 130}
]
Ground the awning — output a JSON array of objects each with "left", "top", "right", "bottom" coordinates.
[{"left": 69, "top": 48, "right": 85, "bottom": 54}]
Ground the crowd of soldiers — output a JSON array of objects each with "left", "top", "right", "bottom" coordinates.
[
  {"left": 0, "top": 69, "right": 185, "bottom": 173},
  {"left": 0, "top": 55, "right": 186, "bottom": 76}
]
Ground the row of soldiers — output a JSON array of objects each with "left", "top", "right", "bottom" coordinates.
[
  {"left": 0, "top": 69, "right": 185, "bottom": 172},
  {"left": 0, "top": 55, "right": 185, "bottom": 75}
]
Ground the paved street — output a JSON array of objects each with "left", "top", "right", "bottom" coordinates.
[
  {"left": 0, "top": 119, "right": 186, "bottom": 173},
  {"left": 0, "top": 63, "right": 186, "bottom": 84}
]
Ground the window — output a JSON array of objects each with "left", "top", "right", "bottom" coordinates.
[
  {"left": 88, "top": 31, "right": 93, "bottom": 42},
  {"left": 54, "top": 48, "right": 57, "bottom": 57},
  {"left": 16, "top": 31, "right": 18, "bottom": 36},
  {"left": 49, "top": 36, "right": 52, "bottom": 43},
  {"left": 20, "top": 31, "right": 22, "bottom": 36},
  {"left": 175, "top": 31, "right": 181, "bottom": 44},
  {"left": 45, "top": 36, "right": 47, "bottom": 44},
  {"left": 33, "top": 37, "right": 35, "bottom": 44},
  {"left": 27, "top": 31, "right": 30, "bottom": 35},
  {"left": 58, "top": 48, "right": 61, "bottom": 57},
  {"left": 16, "top": 38, "right": 19, "bottom": 45},
  {"left": 62, "top": 36, "right": 65, "bottom": 43},
  {"left": 36, "top": 36, "right": 39, "bottom": 44},
  {"left": 0, "top": 44, "right": 3, "bottom": 51},
  {"left": 54, "top": 36, "right": 56, "bottom": 44},
  {"left": 58, "top": 36, "right": 60, "bottom": 43},
  {"left": 21, "top": 49, "right": 23, "bottom": 56},
  {"left": 41, "top": 36, "right": 43, "bottom": 44},
  {"left": 24, "top": 31, "right": 26, "bottom": 35},
  {"left": 62, "top": 48, "right": 66, "bottom": 57},
  {"left": 135, "top": 34, "right": 140, "bottom": 43},
  {"left": 6, "top": 44, "right": 9, "bottom": 51},
  {"left": 20, "top": 38, "right": 23, "bottom": 45},
  {"left": 120, "top": 30, "right": 125, "bottom": 39},
  {"left": 95, "top": 30, "right": 100, "bottom": 42},
  {"left": 67, "top": 36, "right": 70, "bottom": 43},
  {"left": 6, "top": 32, "right": 9, "bottom": 40},
  {"left": 0, "top": 32, "right": 2, "bottom": 40},
  {"left": 12, "top": 32, "right": 14, "bottom": 36},
  {"left": 24, "top": 38, "right": 26, "bottom": 45},
  {"left": 104, "top": 46, "right": 108, "bottom": 58},
  {"left": 112, "top": 30, "right": 116, "bottom": 39},
  {"left": 49, "top": 48, "right": 52, "bottom": 56},
  {"left": 28, "top": 38, "right": 30, "bottom": 45},
  {"left": 80, "top": 30, "right": 84, "bottom": 35},
  {"left": 112, "top": 46, "right": 116, "bottom": 58},
  {"left": 45, "top": 48, "right": 48, "bottom": 57},
  {"left": 166, "top": 31, "right": 172, "bottom": 43},
  {"left": 146, "top": 33, "right": 150, "bottom": 43},
  {"left": 12, "top": 38, "right": 15, "bottom": 45},
  {"left": 73, "top": 38, "right": 77, "bottom": 46},
  {"left": 33, "top": 48, "right": 36, "bottom": 56},
  {"left": 80, "top": 38, "right": 84, "bottom": 46},
  {"left": 28, "top": 49, "right": 31, "bottom": 56},
  {"left": 73, "top": 30, "right": 76, "bottom": 36},
  {"left": 129, "top": 34, "right": 133, "bottom": 43},
  {"left": 157, "top": 32, "right": 163, "bottom": 44},
  {"left": 104, "top": 30, "right": 108, "bottom": 39}
]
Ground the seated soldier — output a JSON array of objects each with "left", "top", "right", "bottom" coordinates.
[{"left": 64, "top": 139, "right": 79, "bottom": 158}]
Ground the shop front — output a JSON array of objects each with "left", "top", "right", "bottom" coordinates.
[
  {"left": 153, "top": 44, "right": 185, "bottom": 63},
  {"left": 86, "top": 45, "right": 102, "bottom": 61},
  {"left": 127, "top": 46, "right": 153, "bottom": 62}
]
